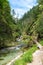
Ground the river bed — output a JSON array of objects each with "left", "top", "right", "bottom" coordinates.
[{"left": 0, "top": 47, "right": 21, "bottom": 65}]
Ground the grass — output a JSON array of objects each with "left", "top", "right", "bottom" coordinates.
[
  {"left": 13, "top": 45, "right": 37, "bottom": 65},
  {"left": 40, "top": 40, "right": 43, "bottom": 46}
]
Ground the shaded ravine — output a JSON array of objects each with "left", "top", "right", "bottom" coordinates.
[{"left": 27, "top": 40, "right": 43, "bottom": 65}]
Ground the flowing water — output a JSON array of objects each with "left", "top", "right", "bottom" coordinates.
[{"left": 0, "top": 46, "right": 22, "bottom": 65}]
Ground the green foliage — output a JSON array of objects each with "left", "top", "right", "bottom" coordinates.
[
  {"left": 0, "top": 0, "right": 43, "bottom": 48},
  {"left": 14, "top": 46, "right": 37, "bottom": 65},
  {"left": 19, "top": 1, "right": 43, "bottom": 40},
  {"left": 34, "top": 12, "right": 43, "bottom": 38},
  {"left": 19, "top": 5, "right": 41, "bottom": 35},
  {"left": 40, "top": 40, "right": 43, "bottom": 46},
  {"left": 36, "top": 13, "right": 43, "bottom": 33},
  {"left": 0, "top": 0, "right": 12, "bottom": 48},
  {"left": 37, "top": 0, "right": 43, "bottom": 5},
  {"left": 0, "top": 0, "right": 21, "bottom": 48}
]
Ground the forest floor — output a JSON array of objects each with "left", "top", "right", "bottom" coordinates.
[{"left": 27, "top": 41, "right": 43, "bottom": 65}]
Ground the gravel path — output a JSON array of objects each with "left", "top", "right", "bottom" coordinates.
[
  {"left": 27, "top": 40, "right": 43, "bottom": 65},
  {"left": 27, "top": 49, "right": 43, "bottom": 65}
]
